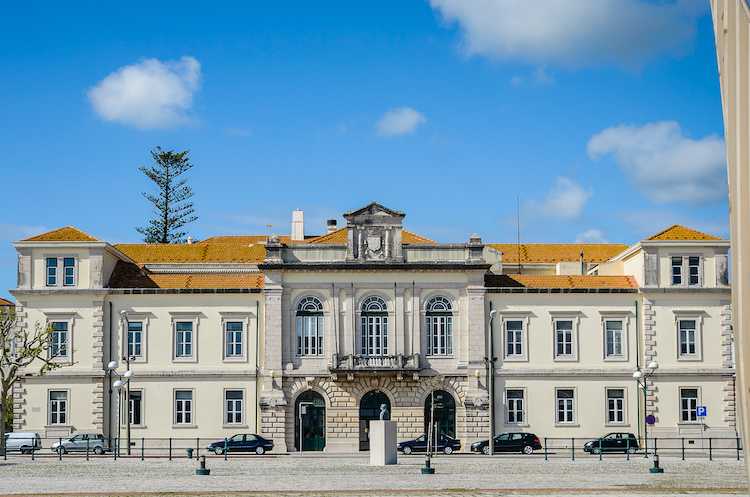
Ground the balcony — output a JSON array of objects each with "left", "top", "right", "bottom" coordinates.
[{"left": 329, "top": 353, "right": 421, "bottom": 373}]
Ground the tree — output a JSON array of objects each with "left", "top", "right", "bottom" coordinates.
[
  {"left": 136, "top": 147, "right": 198, "bottom": 243},
  {"left": 0, "top": 307, "right": 61, "bottom": 454}
]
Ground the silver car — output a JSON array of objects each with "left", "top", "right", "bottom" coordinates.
[
  {"left": 51, "top": 433, "right": 108, "bottom": 455},
  {"left": 4, "top": 432, "right": 41, "bottom": 454}
]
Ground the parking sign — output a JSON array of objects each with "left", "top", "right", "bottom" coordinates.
[{"left": 696, "top": 405, "right": 707, "bottom": 417}]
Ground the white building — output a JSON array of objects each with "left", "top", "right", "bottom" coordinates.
[{"left": 9, "top": 202, "right": 736, "bottom": 452}]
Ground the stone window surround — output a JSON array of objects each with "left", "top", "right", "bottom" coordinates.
[
  {"left": 670, "top": 253, "right": 704, "bottom": 288},
  {"left": 423, "top": 294, "right": 456, "bottom": 358},
  {"left": 550, "top": 312, "right": 581, "bottom": 362},
  {"left": 120, "top": 312, "right": 150, "bottom": 364},
  {"left": 599, "top": 311, "right": 632, "bottom": 362},
  {"left": 499, "top": 311, "right": 532, "bottom": 362},
  {"left": 356, "top": 292, "right": 394, "bottom": 356},
  {"left": 287, "top": 291, "right": 331, "bottom": 362},
  {"left": 44, "top": 312, "right": 76, "bottom": 364},
  {"left": 220, "top": 312, "right": 252, "bottom": 363},
  {"left": 172, "top": 387, "right": 196, "bottom": 428},
  {"left": 125, "top": 388, "right": 146, "bottom": 428},
  {"left": 504, "top": 387, "right": 528, "bottom": 427},
  {"left": 44, "top": 255, "right": 78, "bottom": 288},
  {"left": 554, "top": 386, "right": 578, "bottom": 426},
  {"left": 678, "top": 385, "right": 702, "bottom": 424},
  {"left": 46, "top": 388, "right": 70, "bottom": 427},
  {"left": 170, "top": 312, "right": 202, "bottom": 363},
  {"left": 223, "top": 387, "right": 247, "bottom": 428},
  {"left": 604, "top": 386, "right": 629, "bottom": 427},
  {"left": 673, "top": 310, "right": 704, "bottom": 362}
]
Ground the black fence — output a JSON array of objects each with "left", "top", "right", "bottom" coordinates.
[{"left": 0, "top": 435, "right": 744, "bottom": 461}]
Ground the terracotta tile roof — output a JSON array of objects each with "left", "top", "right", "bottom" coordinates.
[
  {"left": 647, "top": 225, "right": 723, "bottom": 241},
  {"left": 488, "top": 244, "right": 628, "bottom": 264},
  {"left": 107, "top": 261, "right": 263, "bottom": 289},
  {"left": 114, "top": 243, "right": 266, "bottom": 264},
  {"left": 307, "top": 228, "right": 435, "bottom": 245},
  {"left": 22, "top": 226, "right": 99, "bottom": 242},
  {"left": 0, "top": 297, "right": 14, "bottom": 306},
  {"left": 485, "top": 274, "right": 638, "bottom": 289},
  {"left": 198, "top": 235, "right": 301, "bottom": 245}
]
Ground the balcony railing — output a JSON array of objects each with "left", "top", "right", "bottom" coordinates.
[{"left": 329, "top": 353, "right": 421, "bottom": 372}]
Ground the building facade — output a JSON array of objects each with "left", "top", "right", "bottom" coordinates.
[{"left": 9, "top": 202, "right": 736, "bottom": 451}]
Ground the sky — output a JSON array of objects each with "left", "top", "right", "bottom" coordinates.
[{"left": 0, "top": 0, "right": 729, "bottom": 298}]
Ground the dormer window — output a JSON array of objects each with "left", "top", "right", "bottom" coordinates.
[
  {"left": 46, "top": 257, "right": 76, "bottom": 287},
  {"left": 671, "top": 256, "right": 702, "bottom": 287}
]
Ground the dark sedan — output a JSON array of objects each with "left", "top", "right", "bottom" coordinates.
[
  {"left": 471, "top": 432, "right": 542, "bottom": 455},
  {"left": 583, "top": 432, "right": 639, "bottom": 454},
  {"left": 207, "top": 434, "right": 274, "bottom": 455},
  {"left": 398, "top": 434, "right": 461, "bottom": 455}
]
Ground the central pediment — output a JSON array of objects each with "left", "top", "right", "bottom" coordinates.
[
  {"left": 343, "top": 202, "right": 405, "bottom": 261},
  {"left": 343, "top": 202, "right": 405, "bottom": 225}
]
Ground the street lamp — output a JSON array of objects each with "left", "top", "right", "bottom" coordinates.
[
  {"left": 484, "top": 309, "right": 498, "bottom": 455},
  {"left": 108, "top": 360, "right": 134, "bottom": 456},
  {"left": 633, "top": 361, "right": 658, "bottom": 457}
]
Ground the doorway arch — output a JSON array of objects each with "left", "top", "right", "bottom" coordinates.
[
  {"left": 424, "top": 389, "right": 456, "bottom": 439},
  {"left": 359, "top": 390, "right": 391, "bottom": 451},
  {"left": 294, "top": 390, "right": 326, "bottom": 451}
]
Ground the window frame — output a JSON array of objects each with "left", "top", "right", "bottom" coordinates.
[
  {"left": 44, "top": 256, "right": 77, "bottom": 287},
  {"left": 121, "top": 313, "right": 149, "bottom": 363},
  {"left": 425, "top": 296, "right": 454, "bottom": 357},
  {"left": 604, "top": 387, "right": 628, "bottom": 426},
  {"left": 48, "top": 389, "right": 69, "bottom": 426},
  {"left": 679, "top": 386, "right": 701, "bottom": 424},
  {"left": 171, "top": 313, "right": 200, "bottom": 363},
  {"left": 359, "top": 295, "right": 389, "bottom": 357},
  {"left": 223, "top": 388, "right": 246, "bottom": 427},
  {"left": 504, "top": 388, "right": 527, "bottom": 426},
  {"left": 45, "top": 313, "right": 75, "bottom": 363},
  {"left": 173, "top": 388, "right": 196, "bottom": 427},
  {"left": 551, "top": 314, "right": 579, "bottom": 362},
  {"left": 674, "top": 312, "right": 703, "bottom": 361},
  {"left": 295, "top": 296, "right": 325, "bottom": 358},
  {"left": 554, "top": 387, "right": 577, "bottom": 426},
  {"left": 128, "top": 389, "right": 145, "bottom": 427},
  {"left": 600, "top": 312, "right": 631, "bottom": 362},
  {"left": 501, "top": 313, "right": 531, "bottom": 362},
  {"left": 670, "top": 255, "right": 704, "bottom": 288}
]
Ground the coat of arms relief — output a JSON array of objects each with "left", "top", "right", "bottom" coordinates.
[{"left": 362, "top": 228, "right": 386, "bottom": 260}]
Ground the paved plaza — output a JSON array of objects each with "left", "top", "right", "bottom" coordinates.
[{"left": 0, "top": 454, "right": 746, "bottom": 497}]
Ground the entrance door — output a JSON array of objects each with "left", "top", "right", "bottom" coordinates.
[
  {"left": 424, "top": 390, "right": 456, "bottom": 439},
  {"left": 359, "top": 390, "right": 390, "bottom": 451},
  {"left": 295, "top": 390, "right": 326, "bottom": 451}
]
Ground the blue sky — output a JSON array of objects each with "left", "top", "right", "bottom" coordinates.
[{"left": 0, "top": 1, "right": 728, "bottom": 297}]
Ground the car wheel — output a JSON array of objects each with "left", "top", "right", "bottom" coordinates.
[
  {"left": 443, "top": 446, "right": 453, "bottom": 455},
  {"left": 214, "top": 447, "right": 224, "bottom": 455},
  {"left": 522, "top": 445, "right": 534, "bottom": 455},
  {"left": 57, "top": 446, "right": 67, "bottom": 455},
  {"left": 255, "top": 446, "right": 265, "bottom": 455},
  {"left": 592, "top": 447, "right": 601, "bottom": 455},
  {"left": 20, "top": 447, "right": 29, "bottom": 455},
  {"left": 482, "top": 445, "right": 490, "bottom": 455},
  {"left": 402, "top": 446, "right": 412, "bottom": 455},
  {"left": 627, "top": 447, "right": 637, "bottom": 454},
  {"left": 94, "top": 446, "right": 104, "bottom": 455}
]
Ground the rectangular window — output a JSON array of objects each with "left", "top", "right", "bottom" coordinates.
[
  {"left": 671, "top": 256, "right": 683, "bottom": 285},
  {"left": 129, "top": 391, "right": 143, "bottom": 426},
  {"left": 49, "top": 390, "right": 68, "bottom": 425},
  {"left": 46, "top": 258, "right": 58, "bottom": 286},
  {"left": 680, "top": 388, "right": 698, "bottom": 422},
  {"left": 604, "top": 320, "right": 624, "bottom": 358},
  {"left": 606, "top": 388, "right": 625, "bottom": 424},
  {"left": 426, "top": 315, "right": 453, "bottom": 356},
  {"left": 296, "top": 315, "right": 324, "bottom": 356},
  {"left": 556, "top": 389, "right": 575, "bottom": 424},
  {"left": 225, "top": 390, "right": 244, "bottom": 425},
  {"left": 224, "top": 321, "right": 244, "bottom": 358},
  {"left": 50, "top": 321, "right": 68, "bottom": 358},
  {"left": 127, "top": 321, "right": 143, "bottom": 358},
  {"left": 63, "top": 257, "right": 75, "bottom": 286},
  {"left": 505, "top": 320, "right": 524, "bottom": 358},
  {"left": 672, "top": 256, "right": 702, "bottom": 287},
  {"left": 506, "top": 389, "right": 525, "bottom": 424},
  {"left": 678, "top": 319, "right": 697, "bottom": 357},
  {"left": 688, "top": 256, "right": 700, "bottom": 286},
  {"left": 554, "top": 320, "right": 574, "bottom": 358},
  {"left": 361, "top": 316, "right": 388, "bottom": 356},
  {"left": 175, "top": 321, "right": 193, "bottom": 358},
  {"left": 174, "top": 390, "right": 193, "bottom": 424}
]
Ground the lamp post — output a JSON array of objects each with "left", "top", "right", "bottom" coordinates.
[
  {"left": 108, "top": 360, "right": 134, "bottom": 456},
  {"left": 484, "top": 309, "right": 498, "bottom": 455},
  {"left": 633, "top": 361, "right": 658, "bottom": 457}
]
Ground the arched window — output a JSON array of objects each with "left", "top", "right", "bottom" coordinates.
[
  {"left": 426, "top": 296, "right": 453, "bottom": 356},
  {"left": 360, "top": 296, "right": 388, "bottom": 356},
  {"left": 296, "top": 297, "right": 324, "bottom": 356}
]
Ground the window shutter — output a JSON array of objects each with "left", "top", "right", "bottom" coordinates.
[
  {"left": 644, "top": 253, "right": 658, "bottom": 286},
  {"left": 716, "top": 254, "right": 729, "bottom": 286}
]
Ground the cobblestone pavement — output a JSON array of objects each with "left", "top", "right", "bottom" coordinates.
[{"left": 0, "top": 454, "right": 746, "bottom": 496}]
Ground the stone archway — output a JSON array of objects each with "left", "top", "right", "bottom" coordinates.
[
  {"left": 359, "top": 390, "right": 390, "bottom": 451},
  {"left": 294, "top": 390, "right": 326, "bottom": 451}
]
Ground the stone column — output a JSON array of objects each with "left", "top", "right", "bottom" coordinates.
[{"left": 259, "top": 285, "right": 288, "bottom": 451}]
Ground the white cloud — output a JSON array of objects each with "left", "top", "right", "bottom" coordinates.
[
  {"left": 576, "top": 229, "right": 608, "bottom": 243},
  {"left": 376, "top": 107, "right": 426, "bottom": 136},
  {"left": 430, "top": 0, "right": 704, "bottom": 68},
  {"left": 538, "top": 177, "right": 591, "bottom": 219},
  {"left": 88, "top": 56, "right": 201, "bottom": 129},
  {"left": 587, "top": 121, "right": 726, "bottom": 203}
]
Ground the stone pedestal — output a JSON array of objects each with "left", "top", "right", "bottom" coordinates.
[{"left": 369, "top": 420, "right": 397, "bottom": 465}]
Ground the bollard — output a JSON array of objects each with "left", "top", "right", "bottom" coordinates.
[
  {"left": 195, "top": 455, "right": 210, "bottom": 476},
  {"left": 169, "top": 438, "right": 172, "bottom": 461},
  {"left": 86, "top": 438, "right": 90, "bottom": 461},
  {"left": 224, "top": 438, "right": 228, "bottom": 461},
  {"left": 186, "top": 447, "right": 194, "bottom": 459},
  {"left": 681, "top": 437, "right": 685, "bottom": 461},
  {"left": 421, "top": 454, "right": 435, "bottom": 474},
  {"left": 649, "top": 453, "right": 664, "bottom": 473},
  {"left": 626, "top": 438, "right": 630, "bottom": 461},
  {"left": 543, "top": 438, "right": 548, "bottom": 461},
  {"left": 141, "top": 438, "right": 144, "bottom": 461},
  {"left": 598, "top": 438, "right": 602, "bottom": 461},
  {"left": 571, "top": 438, "right": 575, "bottom": 462},
  {"left": 195, "top": 438, "right": 199, "bottom": 460},
  {"left": 737, "top": 437, "right": 741, "bottom": 461},
  {"left": 58, "top": 437, "right": 62, "bottom": 461},
  {"left": 114, "top": 438, "right": 118, "bottom": 460},
  {"left": 709, "top": 438, "right": 713, "bottom": 461}
]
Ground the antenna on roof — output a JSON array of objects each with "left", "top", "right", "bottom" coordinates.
[
  {"left": 265, "top": 224, "right": 273, "bottom": 239},
  {"left": 516, "top": 196, "right": 522, "bottom": 275}
]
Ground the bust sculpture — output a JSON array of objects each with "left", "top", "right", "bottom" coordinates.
[{"left": 379, "top": 403, "right": 389, "bottom": 420}]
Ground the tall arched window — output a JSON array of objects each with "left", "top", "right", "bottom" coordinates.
[
  {"left": 296, "top": 297, "right": 324, "bottom": 356},
  {"left": 361, "top": 296, "right": 388, "bottom": 356},
  {"left": 426, "top": 296, "right": 453, "bottom": 356}
]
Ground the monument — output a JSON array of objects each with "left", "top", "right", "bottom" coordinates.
[{"left": 369, "top": 403, "right": 397, "bottom": 465}]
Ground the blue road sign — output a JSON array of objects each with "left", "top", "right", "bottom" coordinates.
[
  {"left": 645, "top": 414, "right": 656, "bottom": 425},
  {"left": 696, "top": 406, "right": 707, "bottom": 417}
]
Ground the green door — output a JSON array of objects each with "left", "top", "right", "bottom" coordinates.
[{"left": 295, "top": 391, "right": 326, "bottom": 451}]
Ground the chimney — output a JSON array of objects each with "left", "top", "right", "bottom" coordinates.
[
  {"left": 326, "top": 219, "right": 338, "bottom": 234},
  {"left": 186, "top": 236, "right": 193, "bottom": 245},
  {"left": 291, "top": 209, "right": 304, "bottom": 241}
]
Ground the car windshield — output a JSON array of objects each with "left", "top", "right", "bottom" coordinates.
[
  {"left": 603, "top": 433, "right": 618, "bottom": 440},
  {"left": 416, "top": 435, "right": 426, "bottom": 442}
]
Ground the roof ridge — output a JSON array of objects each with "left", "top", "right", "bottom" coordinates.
[{"left": 22, "top": 226, "right": 99, "bottom": 242}]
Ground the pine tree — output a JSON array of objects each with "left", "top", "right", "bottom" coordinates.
[{"left": 136, "top": 147, "right": 198, "bottom": 243}]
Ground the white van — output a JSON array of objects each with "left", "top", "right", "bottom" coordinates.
[{"left": 5, "top": 432, "right": 41, "bottom": 453}]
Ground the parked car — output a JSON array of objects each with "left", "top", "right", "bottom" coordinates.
[
  {"left": 206, "top": 434, "right": 274, "bottom": 455},
  {"left": 397, "top": 434, "right": 461, "bottom": 455},
  {"left": 583, "top": 432, "right": 639, "bottom": 454},
  {"left": 51, "top": 433, "right": 108, "bottom": 455},
  {"left": 4, "top": 432, "right": 41, "bottom": 454},
  {"left": 471, "top": 432, "right": 542, "bottom": 455}
]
